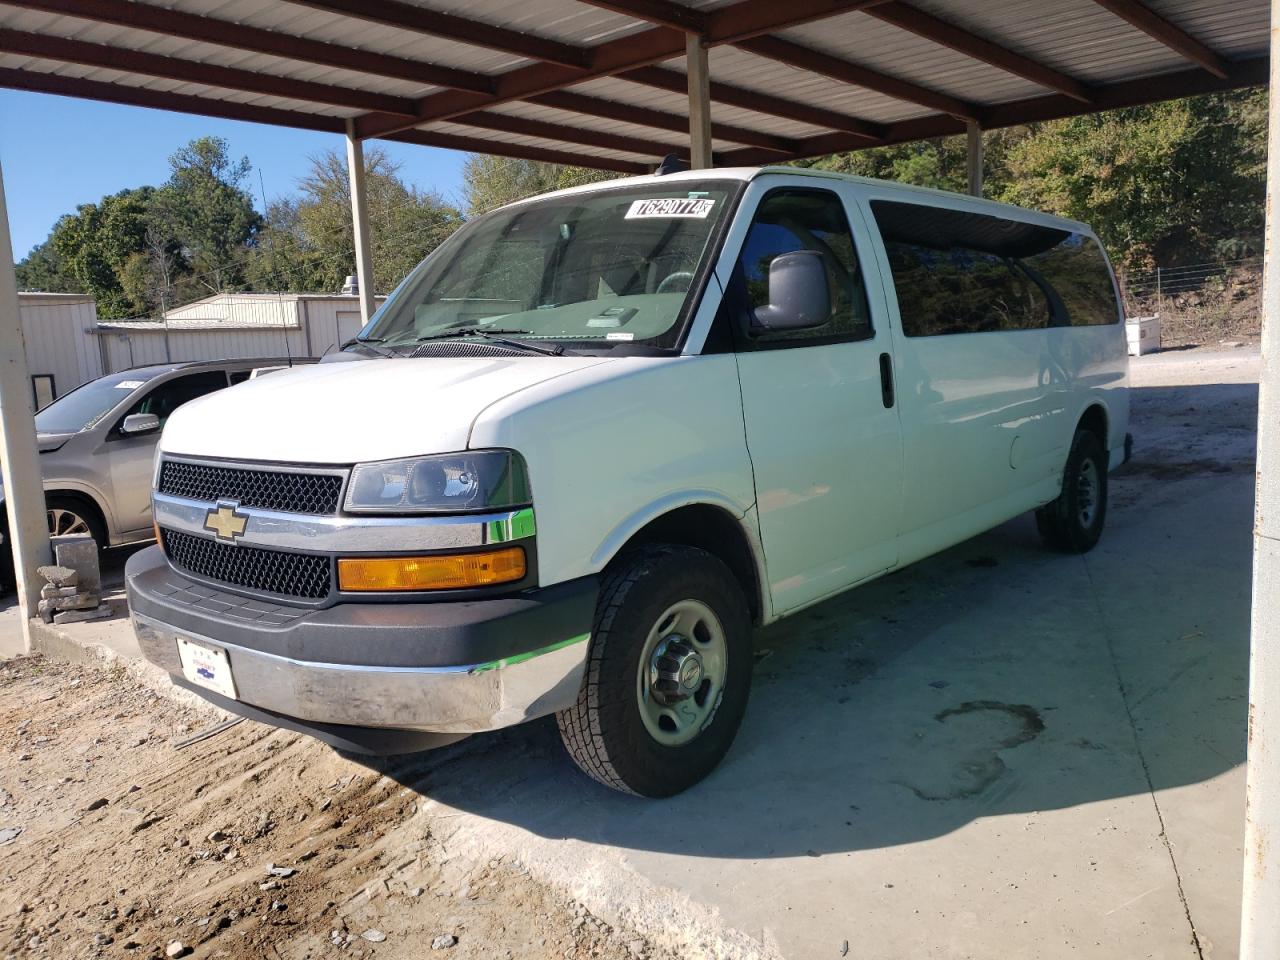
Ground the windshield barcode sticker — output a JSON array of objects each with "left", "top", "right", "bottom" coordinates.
[{"left": 625, "top": 198, "right": 716, "bottom": 220}]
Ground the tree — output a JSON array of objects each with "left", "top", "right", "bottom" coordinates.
[
  {"left": 462, "top": 155, "right": 616, "bottom": 217},
  {"left": 151, "top": 136, "right": 261, "bottom": 294},
  {"left": 803, "top": 90, "right": 1266, "bottom": 271},
  {"left": 14, "top": 237, "right": 81, "bottom": 293},
  {"left": 249, "top": 147, "right": 463, "bottom": 294},
  {"left": 995, "top": 90, "right": 1266, "bottom": 269},
  {"left": 43, "top": 187, "right": 154, "bottom": 318}
]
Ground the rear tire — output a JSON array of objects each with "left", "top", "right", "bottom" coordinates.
[
  {"left": 556, "top": 544, "right": 753, "bottom": 797},
  {"left": 1036, "top": 428, "right": 1108, "bottom": 553}
]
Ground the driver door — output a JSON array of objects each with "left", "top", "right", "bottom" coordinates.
[
  {"left": 729, "top": 184, "right": 904, "bottom": 615},
  {"left": 102, "top": 370, "right": 230, "bottom": 535}
]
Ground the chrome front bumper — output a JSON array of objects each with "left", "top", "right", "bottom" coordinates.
[{"left": 133, "top": 611, "right": 589, "bottom": 734}]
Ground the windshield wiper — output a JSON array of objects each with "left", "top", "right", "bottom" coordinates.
[
  {"left": 414, "top": 328, "right": 564, "bottom": 357},
  {"left": 343, "top": 336, "right": 396, "bottom": 358}
]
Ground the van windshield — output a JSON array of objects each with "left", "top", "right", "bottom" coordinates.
[{"left": 358, "top": 181, "right": 739, "bottom": 353}]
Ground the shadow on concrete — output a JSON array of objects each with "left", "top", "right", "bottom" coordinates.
[{"left": 288, "top": 381, "right": 1262, "bottom": 860}]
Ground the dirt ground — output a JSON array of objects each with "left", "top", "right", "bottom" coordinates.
[{"left": 0, "top": 656, "right": 671, "bottom": 960}]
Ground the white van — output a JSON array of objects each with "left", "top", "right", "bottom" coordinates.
[{"left": 127, "top": 167, "right": 1129, "bottom": 797}]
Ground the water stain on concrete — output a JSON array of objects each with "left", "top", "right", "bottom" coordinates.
[{"left": 896, "top": 701, "right": 1046, "bottom": 802}]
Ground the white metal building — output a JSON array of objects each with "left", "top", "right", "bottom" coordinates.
[
  {"left": 18, "top": 292, "right": 104, "bottom": 406},
  {"left": 93, "top": 293, "right": 385, "bottom": 371}
]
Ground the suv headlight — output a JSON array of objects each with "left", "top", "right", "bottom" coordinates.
[{"left": 344, "top": 450, "right": 530, "bottom": 514}]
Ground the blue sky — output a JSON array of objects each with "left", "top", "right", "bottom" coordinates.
[{"left": 0, "top": 89, "right": 468, "bottom": 261}]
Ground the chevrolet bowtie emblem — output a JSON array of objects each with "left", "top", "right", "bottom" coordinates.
[{"left": 204, "top": 501, "right": 248, "bottom": 542}]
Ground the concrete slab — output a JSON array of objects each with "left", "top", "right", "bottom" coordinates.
[{"left": 18, "top": 347, "right": 1256, "bottom": 960}]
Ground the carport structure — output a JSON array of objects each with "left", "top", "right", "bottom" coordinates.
[{"left": 0, "top": 0, "right": 1277, "bottom": 953}]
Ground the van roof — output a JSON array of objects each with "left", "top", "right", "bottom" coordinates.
[{"left": 521, "top": 166, "right": 1095, "bottom": 238}]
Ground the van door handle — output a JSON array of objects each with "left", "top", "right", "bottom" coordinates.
[{"left": 879, "top": 353, "right": 895, "bottom": 409}]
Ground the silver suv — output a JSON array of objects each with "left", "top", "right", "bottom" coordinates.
[{"left": 1, "top": 358, "right": 312, "bottom": 590}]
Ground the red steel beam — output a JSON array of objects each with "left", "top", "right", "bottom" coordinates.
[
  {"left": 355, "top": 0, "right": 895, "bottom": 137},
  {"left": 1089, "top": 0, "right": 1230, "bottom": 79},
  {"left": 568, "top": 0, "right": 708, "bottom": 34},
  {"left": 0, "top": 66, "right": 347, "bottom": 132},
  {"left": 2, "top": 0, "right": 496, "bottom": 95},
  {"left": 456, "top": 110, "right": 685, "bottom": 158},
  {"left": 283, "top": 0, "right": 590, "bottom": 69},
  {"left": 0, "top": 66, "right": 644, "bottom": 173},
  {"left": 0, "top": 28, "right": 419, "bottom": 117},
  {"left": 531, "top": 89, "right": 800, "bottom": 153},
  {"left": 619, "top": 66, "right": 886, "bottom": 141},
  {"left": 736, "top": 34, "right": 982, "bottom": 120},
  {"left": 386, "top": 128, "right": 646, "bottom": 173},
  {"left": 716, "top": 56, "right": 1268, "bottom": 165},
  {"left": 864, "top": 2, "right": 1094, "bottom": 103}
]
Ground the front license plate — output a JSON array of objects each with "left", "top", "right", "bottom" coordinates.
[{"left": 176, "top": 636, "right": 238, "bottom": 700}]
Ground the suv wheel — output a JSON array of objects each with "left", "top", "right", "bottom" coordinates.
[{"left": 557, "top": 545, "right": 753, "bottom": 797}]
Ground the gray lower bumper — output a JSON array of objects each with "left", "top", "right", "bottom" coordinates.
[
  {"left": 126, "top": 546, "right": 596, "bottom": 739},
  {"left": 133, "top": 612, "right": 589, "bottom": 734}
]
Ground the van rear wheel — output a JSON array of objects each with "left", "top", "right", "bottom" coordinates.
[
  {"left": 1036, "top": 428, "right": 1108, "bottom": 553},
  {"left": 556, "top": 545, "right": 752, "bottom": 797}
]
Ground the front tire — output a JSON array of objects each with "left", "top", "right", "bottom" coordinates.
[
  {"left": 556, "top": 545, "right": 753, "bottom": 797},
  {"left": 1036, "top": 428, "right": 1108, "bottom": 553}
]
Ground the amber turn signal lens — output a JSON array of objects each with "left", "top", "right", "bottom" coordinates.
[{"left": 337, "top": 547, "right": 526, "bottom": 592}]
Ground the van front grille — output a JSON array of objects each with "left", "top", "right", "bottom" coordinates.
[
  {"left": 158, "top": 460, "right": 343, "bottom": 515},
  {"left": 161, "top": 529, "right": 331, "bottom": 600}
]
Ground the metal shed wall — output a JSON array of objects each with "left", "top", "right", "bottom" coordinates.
[{"left": 18, "top": 292, "right": 104, "bottom": 402}]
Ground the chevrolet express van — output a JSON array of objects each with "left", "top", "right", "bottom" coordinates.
[{"left": 127, "top": 168, "right": 1129, "bottom": 797}]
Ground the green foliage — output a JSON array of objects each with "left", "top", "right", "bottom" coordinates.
[
  {"left": 462, "top": 155, "right": 615, "bottom": 216},
  {"left": 150, "top": 137, "right": 261, "bottom": 293},
  {"left": 247, "top": 147, "right": 463, "bottom": 295},
  {"left": 807, "top": 90, "right": 1266, "bottom": 271}
]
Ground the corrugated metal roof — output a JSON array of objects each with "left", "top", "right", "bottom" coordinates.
[{"left": 0, "top": 0, "right": 1267, "bottom": 168}]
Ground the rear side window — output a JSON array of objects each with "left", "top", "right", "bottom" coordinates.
[
  {"left": 737, "top": 188, "right": 872, "bottom": 344},
  {"left": 871, "top": 201, "right": 1119, "bottom": 337}
]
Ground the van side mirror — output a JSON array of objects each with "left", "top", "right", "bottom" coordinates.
[
  {"left": 750, "top": 250, "right": 831, "bottom": 334},
  {"left": 120, "top": 413, "right": 160, "bottom": 436}
]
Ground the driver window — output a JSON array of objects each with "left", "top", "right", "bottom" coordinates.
[
  {"left": 122, "top": 371, "right": 229, "bottom": 431},
  {"left": 739, "top": 189, "right": 872, "bottom": 343}
]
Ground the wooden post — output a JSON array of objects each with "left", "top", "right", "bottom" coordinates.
[
  {"left": 686, "top": 34, "right": 713, "bottom": 169},
  {"left": 345, "top": 119, "right": 377, "bottom": 325},
  {"left": 966, "top": 120, "right": 983, "bottom": 197}
]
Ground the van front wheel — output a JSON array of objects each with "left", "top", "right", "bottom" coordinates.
[
  {"left": 1036, "top": 428, "right": 1108, "bottom": 553},
  {"left": 556, "top": 545, "right": 752, "bottom": 797}
]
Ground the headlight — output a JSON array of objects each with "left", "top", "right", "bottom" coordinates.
[{"left": 344, "top": 450, "right": 530, "bottom": 514}]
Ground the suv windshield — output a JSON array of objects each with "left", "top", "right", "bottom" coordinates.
[
  {"left": 359, "top": 181, "right": 739, "bottom": 352},
  {"left": 34, "top": 370, "right": 158, "bottom": 434}
]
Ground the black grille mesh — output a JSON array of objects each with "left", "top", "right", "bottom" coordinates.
[
  {"left": 162, "top": 529, "right": 331, "bottom": 600},
  {"left": 158, "top": 460, "right": 343, "bottom": 515}
]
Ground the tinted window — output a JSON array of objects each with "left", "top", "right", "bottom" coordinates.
[
  {"left": 738, "top": 189, "right": 871, "bottom": 343},
  {"left": 124, "top": 371, "right": 228, "bottom": 428},
  {"left": 872, "top": 201, "right": 1119, "bottom": 337}
]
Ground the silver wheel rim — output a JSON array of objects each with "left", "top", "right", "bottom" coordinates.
[
  {"left": 47, "top": 507, "right": 90, "bottom": 537},
  {"left": 1076, "top": 459, "right": 1099, "bottom": 528},
  {"left": 636, "top": 599, "right": 727, "bottom": 747}
]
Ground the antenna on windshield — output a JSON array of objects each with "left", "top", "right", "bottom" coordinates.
[{"left": 259, "top": 168, "right": 294, "bottom": 368}]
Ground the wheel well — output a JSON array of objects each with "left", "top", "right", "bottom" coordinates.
[
  {"left": 45, "top": 490, "right": 108, "bottom": 534},
  {"left": 1078, "top": 404, "right": 1109, "bottom": 448},
  {"left": 614, "top": 504, "right": 763, "bottom": 623}
]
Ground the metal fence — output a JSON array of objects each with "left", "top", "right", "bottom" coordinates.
[{"left": 1121, "top": 256, "right": 1262, "bottom": 304}]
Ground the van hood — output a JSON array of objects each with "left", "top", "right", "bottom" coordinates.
[{"left": 160, "top": 355, "right": 612, "bottom": 464}]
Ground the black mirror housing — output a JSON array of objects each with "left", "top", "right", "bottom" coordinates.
[{"left": 750, "top": 250, "right": 831, "bottom": 334}]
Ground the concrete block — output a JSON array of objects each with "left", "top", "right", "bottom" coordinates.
[
  {"left": 52, "top": 604, "right": 114, "bottom": 625},
  {"left": 53, "top": 535, "right": 100, "bottom": 593},
  {"left": 36, "top": 564, "right": 77, "bottom": 587}
]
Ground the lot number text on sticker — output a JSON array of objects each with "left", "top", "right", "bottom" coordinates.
[{"left": 625, "top": 198, "right": 716, "bottom": 220}]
